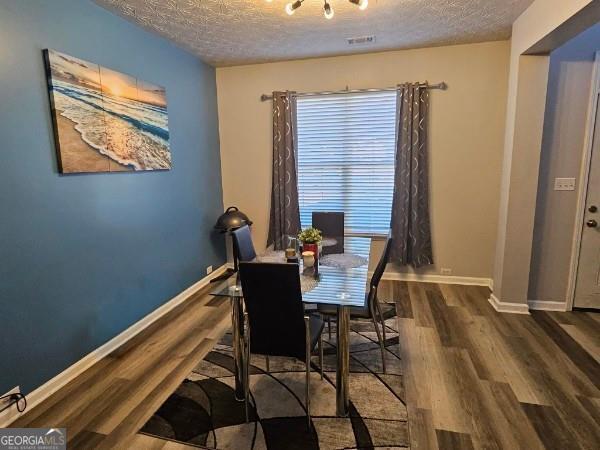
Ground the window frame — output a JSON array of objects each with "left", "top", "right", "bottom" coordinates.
[{"left": 295, "top": 90, "right": 397, "bottom": 237}]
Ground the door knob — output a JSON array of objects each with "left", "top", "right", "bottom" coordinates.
[
  {"left": 587, "top": 219, "right": 598, "bottom": 228},
  {"left": 589, "top": 205, "right": 598, "bottom": 213}
]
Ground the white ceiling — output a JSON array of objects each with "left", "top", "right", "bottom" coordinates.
[{"left": 94, "top": 0, "right": 534, "bottom": 67}]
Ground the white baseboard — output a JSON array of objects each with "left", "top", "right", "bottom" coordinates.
[
  {"left": 0, "top": 264, "right": 228, "bottom": 427},
  {"left": 488, "top": 293, "right": 530, "bottom": 314},
  {"left": 379, "top": 271, "right": 493, "bottom": 288},
  {"left": 528, "top": 299, "right": 568, "bottom": 311}
]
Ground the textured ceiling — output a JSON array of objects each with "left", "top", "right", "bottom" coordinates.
[{"left": 94, "top": 0, "right": 534, "bottom": 67}]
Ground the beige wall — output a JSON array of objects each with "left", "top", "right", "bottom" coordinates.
[
  {"left": 491, "top": 0, "right": 595, "bottom": 305},
  {"left": 529, "top": 23, "right": 600, "bottom": 303},
  {"left": 217, "top": 41, "right": 510, "bottom": 280}
]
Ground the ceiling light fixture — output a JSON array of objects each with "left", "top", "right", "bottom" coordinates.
[
  {"left": 285, "top": 0, "right": 303, "bottom": 16},
  {"left": 279, "top": 0, "right": 368, "bottom": 19},
  {"left": 349, "top": 0, "right": 369, "bottom": 10},
  {"left": 323, "top": 1, "right": 334, "bottom": 19},
  {"left": 285, "top": 0, "right": 302, "bottom": 15}
]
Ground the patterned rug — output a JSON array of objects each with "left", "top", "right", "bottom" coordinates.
[{"left": 140, "top": 300, "right": 408, "bottom": 449}]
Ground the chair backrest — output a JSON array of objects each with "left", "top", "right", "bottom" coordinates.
[
  {"left": 312, "top": 211, "right": 344, "bottom": 255},
  {"left": 239, "top": 262, "right": 307, "bottom": 360},
  {"left": 368, "top": 231, "right": 393, "bottom": 307},
  {"left": 232, "top": 225, "right": 257, "bottom": 262}
]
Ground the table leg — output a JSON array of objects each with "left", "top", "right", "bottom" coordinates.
[
  {"left": 231, "top": 296, "right": 245, "bottom": 401},
  {"left": 336, "top": 305, "right": 350, "bottom": 416}
]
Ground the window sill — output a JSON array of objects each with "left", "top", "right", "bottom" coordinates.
[{"left": 345, "top": 232, "right": 388, "bottom": 240}]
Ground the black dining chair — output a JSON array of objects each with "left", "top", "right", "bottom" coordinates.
[
  {"left": 317, "top": 231, "right": 393, "bottom": 373},
  {"left": 232, "top": 224, "right": 257, "bottom": 263},
  {"left": 312, "top": 211, "right": 344, "bottom": 255},
  {"left": 239, "top": 261, "right": 325, "bottom": 426}
]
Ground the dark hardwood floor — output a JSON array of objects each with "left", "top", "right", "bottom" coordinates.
[
  {"left": 8, "top": 280, "right": 600, "bottom": 449},
  {"left": 380, "top": 281, "right": 600, "bottom": 450},
  {"left": 10, "top": 283, "right": 231, "bottom": 449}
]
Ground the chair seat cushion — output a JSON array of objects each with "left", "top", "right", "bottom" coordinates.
[{"left": 317, "top": 293, "right": 370, "bottom": 319}]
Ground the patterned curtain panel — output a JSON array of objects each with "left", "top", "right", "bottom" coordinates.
[
  {"left": 268, "top": 91, "right": 301, "bottom": 250},
  {"left": 390, "top": 83, "right": 434, "bottom": 267}
]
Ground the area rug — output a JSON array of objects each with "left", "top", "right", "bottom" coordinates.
[{"left": 140, "top": 300, "right": 408, "bottom": 449}]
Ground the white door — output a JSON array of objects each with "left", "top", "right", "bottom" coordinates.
[{"left": 574, "top": 85, "right": 600, "bottom": 309}]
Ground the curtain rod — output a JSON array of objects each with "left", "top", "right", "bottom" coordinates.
[{"left": 260, "top": 82, "right": 447, "bottom": 102}]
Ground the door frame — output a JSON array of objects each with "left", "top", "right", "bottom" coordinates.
[{"left": 567, "top": 51, "right": 600, "bottom": 311}]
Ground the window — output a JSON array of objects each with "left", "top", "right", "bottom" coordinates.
[{"left": 296, "top": 91, "right": 397, "bottom": 235}]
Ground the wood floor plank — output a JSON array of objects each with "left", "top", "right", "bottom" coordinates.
[
  {"left": 420, "top": 330, "right": 471, "bottom": 433},
  {"left": 531, "top": 311, "right": 600, "bottom": 391},
  {"left": 409, "top": 408, "right": 438, "bottom": 450},
  {"left": 437, "top": 283, "right": 464, "bottom": 308},
  {"left": 521, "top": 403, "right": 583, "bottom": 450},
  {"left": 577, "top": 395, "right": 600, "bottom": 425},
  {"left": 63, "top": 377, "right": 131, "bottom": 443},
  {"left": 130, "top": 433, "right": 201, "bottom": 449},
  {"left": 94, "top": 337, "right": 217, "bottom": 450},
  {"left": 396, "top": 318, "right": 431, "bottom": 412},
  {"left": 442, "top": 348, "right": 502, "bottom": 449},
  {"left": 587, "top": 311, "right": 600, "bottom": 324},
  {"left": 407, "top": 282, "right": 435, "bottom": 328},
  {"left": 11, "top": 356, "right": 119, "bottom": 427},
  {"left": 67, "top": 430, "right": 107, "bottom": 449},
  {"left": 513, "top": 317, "right": 599, "bottom": 400},
  {"left": 390, "top": 281, "right": 414, "bottom": 319},
  {"left": 497, "top": 312, "right": 596, "bottom": 399},
  {"left": 426, "top": 289, "right": 467, "bottom": 348},
  {"left": 91, "top": 310, "right": 228, "bottom": 435},
  {"left": 561, "top": 324, "right": 600, "bottom": 363},
  {"left": 503, "top": 329, "right": 600, "bottom": 449},
  {"left": 435, "top": 429, "right": 475, "bottom": 450},
  {"left": 479, "top": 381, "right": 545, "bottom": 450},
  {"left": 466, "top": 316, "right": 548, "bottom": 404}
]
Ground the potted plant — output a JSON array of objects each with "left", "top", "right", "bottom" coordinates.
[{"left": 298, "top": 227, "right": 323, "bottom": 261}]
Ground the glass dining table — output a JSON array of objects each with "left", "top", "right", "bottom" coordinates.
[{"left": 209, "top": 236, "right": 371, "bottom": 417}]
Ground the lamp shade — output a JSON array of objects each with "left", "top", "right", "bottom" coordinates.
[{"left": 214, "top": 206, "right": 253, "bottom": 233}]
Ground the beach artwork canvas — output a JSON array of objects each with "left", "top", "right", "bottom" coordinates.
[{"left": 43, "top": 49, "right": 171, "bottom": 173}]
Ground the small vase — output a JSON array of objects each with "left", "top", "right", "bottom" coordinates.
[
  {"left": 302, "top": 242, "right": 319, "bottom": 261},
  {"left": 302, "top": 251, "right": 315, "bottom": 268}
]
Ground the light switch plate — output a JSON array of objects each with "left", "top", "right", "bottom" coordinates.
[{"left": 554, "top": 178, "right": 576, "bottom": 191}]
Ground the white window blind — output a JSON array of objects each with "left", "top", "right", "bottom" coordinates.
[{"left": 296, "top": 90, "right": 397, "bottom": 235}]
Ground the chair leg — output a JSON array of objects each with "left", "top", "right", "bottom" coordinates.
[
  {"left": 375, "top": 297, "right": 387, "bottom": 344},
  {"left": 265, "top": 355, "right": 270, "bottom": 373},
  {"left": 244, "top": 351, "right": 250, "bottom": 423},
  {"left": 327, "top": 316, "right": 332, "bottom": 340},
  {"left": 306, "top": 357, "right": 311, "bottom": 428},
  {"left": 371, "top": 315, "right": 387, "bottom": 374},
  {"left": 243, "top": 313, "right": 250, "bottom": 423},
  {"left": 318, "top": 331, "right": 324, "bottom": 379},
  {"left": 304, "top": 316, "right": 311, "bottom": 428}
]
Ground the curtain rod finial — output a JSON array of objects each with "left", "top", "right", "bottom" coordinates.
[
  {"left": 261, "top": 94, "right": 271, "bottom": 102},
  {"left": 439, "top": 82, "right": 448, "bottom": 90}
]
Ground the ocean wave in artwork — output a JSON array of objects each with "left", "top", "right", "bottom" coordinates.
[{"left": 52, "top": 80, "right": 171, "bottom": 170}]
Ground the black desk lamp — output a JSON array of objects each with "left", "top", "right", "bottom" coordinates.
[{"left": 211, "top": 206, "right": 253, "bottom": 282}]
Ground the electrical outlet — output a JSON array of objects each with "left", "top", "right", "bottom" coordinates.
[
  {"left": 206, "top": 265, "right": 213, "bottom": 275},
  {"left": 440, "top": 268, "right": 452, "bottom": 275},
  {"left": 0, "top": 386, "right": 20, "bottom": 409}
]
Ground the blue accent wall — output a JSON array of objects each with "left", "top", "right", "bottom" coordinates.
[{"left": 0, "top": 0, "right": 226, "bottom": 394}]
